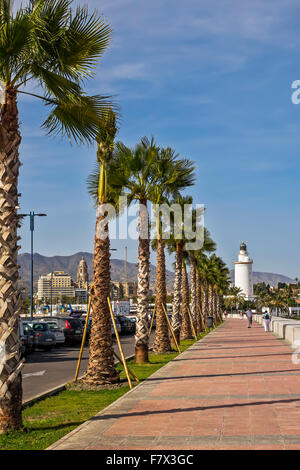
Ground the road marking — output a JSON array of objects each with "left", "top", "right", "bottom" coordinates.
[{"left": 23, "top": 370, "right": 46, "bottom": 378}]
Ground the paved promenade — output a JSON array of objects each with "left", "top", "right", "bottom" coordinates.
[{"left": 49, "top": 318, "right": 300, "bottom": 450}]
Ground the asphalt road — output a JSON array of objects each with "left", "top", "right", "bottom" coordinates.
[{"left": 22, "top": 332, "right": 155, "bottom": 402}]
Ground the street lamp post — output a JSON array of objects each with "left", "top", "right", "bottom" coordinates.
[{"left": 19, "top": 211, "right": 47, "bottom": 320}]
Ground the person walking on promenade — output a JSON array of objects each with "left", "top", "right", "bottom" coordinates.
[
  {"left": 263, "top": 311, "right": 271, "bottom": 332},
  {"left": 246, "top": 308, "right": 253, "bottom": 328},
  {"left": 239, "top": 310, "right": 244, "bottom": 320}
]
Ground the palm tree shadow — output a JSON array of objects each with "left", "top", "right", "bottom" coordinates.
[
  {"left": 174, "top": 352, "right": 292, "bottom": 361},
  {"left": 26, "top": 421, "right": 83, "bottom": 432},
  {"left": 90, "top": 396, "right": 300, "bottom": 422}
]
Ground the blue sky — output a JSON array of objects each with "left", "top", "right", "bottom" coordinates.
[{"left": 14, "top": 0, "right": 300, "bottom": 278}]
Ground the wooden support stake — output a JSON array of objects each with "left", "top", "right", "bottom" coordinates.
[
  {"left": 162, "top": 304, "right": 181, "bottom": 353},
  {"left": 113, "top": 351, "right": 139, "bottom": 383},
  {"left": 148, "top": 299, "right": 156, "bottom": 337},
  {"left": 107, "top": 297, "right": 133, "bottom": 389},
  {"left": 74, "top": 296, "right": 92, "bottom": 382},
  {"left": 188, "top": 305, "right": 198, "bottom": 341}
]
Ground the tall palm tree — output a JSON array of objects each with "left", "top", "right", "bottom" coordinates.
[
  {"left": 151, "top": 151, "right": 195, "bottom": 354},
  {"left": 187, "top": 227, "right": 216, "bottom": 333},
  {"left": 180, "top": 257, "right": 193, "bottom": 340},
  {"left": 116, "top": 139, "right": 195, "bottom": 359},
  {"left": 0, "top": 0, "right": 113, "bottom": 432},
  {"left": 197, "top": 254, "right": 213, "bottom": 329},
  {"left": 212, "top": 256, "right": 230, "bottom": 322},
  {"left": 166, "top": 194, "right": 193, "bottom": 346},
  {"left": 112, "top": 137, "right": 163, "bottom": 363},
  {"left": 84, "top": 109, "right": 121, "bottom": 386}
]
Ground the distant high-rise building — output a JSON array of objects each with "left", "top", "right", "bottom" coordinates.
[
  {"left": 76, "top": 256, "right": 89, "bottom": 289},
  {"left": 37, "top": 271, "right": 75, "bottom": 301},
  {"left": 234, "top": 242, "right": 253, "bottom": 299}
]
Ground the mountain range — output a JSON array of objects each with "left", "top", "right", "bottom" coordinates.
[
  {"left": 18, "top": 252, "right": 295, "bottom": 294},
  {"left": 18, "top": 252, "right": 174, "bottom": 294}
]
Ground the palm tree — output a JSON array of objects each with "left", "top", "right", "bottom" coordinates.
[
  {"left": 180, "top": 257, "right": 193, "bottom": 340},
  {"left": 84, "top": 109, "right": 120, "bottom": 386},
  {"left": 0, "top": 0, "right": 113, "bottom": 432},
  {"left": 206, "top": 254, "right": 228, "bottom": 323},
  {"left": 166, "top": 194, "right": 193, "bottom": 346},
  {"left": 228, "top": 286, "right": 245, "bottom": 311},
  {"left": 188, "top": 227, "right": 216, "bottom": 333},
  {"left": 151, "top": 151, "right": 195, "bottom": 354},
  {"left": 212, "top": 256, "right": 230, "bottom": 322},
  {"left": 112, "top": 137, "right": 164, "bottom": 363}
]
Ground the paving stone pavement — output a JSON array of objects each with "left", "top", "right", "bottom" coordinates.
[{"left": 48, "top": 318, "right": 300, "bottom": 450}]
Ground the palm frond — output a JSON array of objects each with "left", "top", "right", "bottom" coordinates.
[{"left": 42, "top": 94, "right": 118, "bottom": 144}]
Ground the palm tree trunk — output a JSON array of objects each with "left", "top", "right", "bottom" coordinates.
[
  {"left": 216, "top": 294, "right": 222, "bottom": 322},
  {"left": 135, "top": 199, "right": 150, "bottom": 363},
  {"left": 83, "top": 209, "right": 119, "bottom": 385},
  {"left": 153, "top": 234, "right": 170, "bottom": 353},
  {"left": 202, "top": 280, "right": 209, "bottom": 329},
  {"left": 0, "top": 90, "right": 23, "bottom": 432},
  {"left": 196, "top": 269, "right": 204, "bottom": 333},
  {"left": 190, "top": 254, "right": 197, "bottom": 329},
  {"left": 171, "top": 241, "right": 183, "bottom": 348},
  {"left": 180, "top": 262, "right": 192, "bottom": 340},
  {"left": 208, "top": 283, "right": 214, "bottom": 320},
  {"left": 212, "top": 287, "right": 216, "bottom": 322}
]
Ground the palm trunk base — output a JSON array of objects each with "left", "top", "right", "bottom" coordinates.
[
  {"left": 82, "top": 370, "right": 120, "bottom": 387},
  {"left": 135, "top": 344, "right": 149, "bottom": 364},
  {"left": 171, "top": 330, "right": 180, "bottom": 349},
  {"left": 180, "top": 332, "right": 193, "bottom": 341},
  {"left": 0, "top": 376, "right": 23, "bottom": 433}
]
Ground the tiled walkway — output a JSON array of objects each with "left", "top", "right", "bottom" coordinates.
[{"left": 49, "top": 319, "right": 300, "bottom": 450}]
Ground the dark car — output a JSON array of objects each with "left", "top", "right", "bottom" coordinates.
[
  {"left": 116, "top": 315, "right": 135, "bottom": 335},
  {"left": 80, "top": 318, "right": 92, "bottom": 341},
  {"left": 39, "top": 316, "right": 83, "bottom": 345}
]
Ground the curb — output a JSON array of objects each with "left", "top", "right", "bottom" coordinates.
[
  {"left": 22, "top": 326, "right": 221, "bottom": 409},
  {"left": 22, "top": 353, "right": 136, "bottom": 409}
]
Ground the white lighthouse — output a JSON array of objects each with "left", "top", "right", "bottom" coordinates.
[{"left": 234, "top": 242, "right": 253, "bottom": 299}]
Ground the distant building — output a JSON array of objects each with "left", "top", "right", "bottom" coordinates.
[
  {"left": 37, "top": 271, "right": 75, "bottom": 301},
  {"left": 75, "top": 288, "right": 89, "bottom": 304},
  {"left": 76, "top": 256, "right": 89, "bottom": 289},
  {"left": 111, "top": 281, "right": 138, "bottom": 299},
  {"left": 234, "top": 242, "right": 254, "bottom": 299}
]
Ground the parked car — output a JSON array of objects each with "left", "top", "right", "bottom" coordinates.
[
  {"left": 39, "top": 316, "right": 83, "bottom": 344},
  {"left": 25, "top": 322, "right": 56, "bottom": 351},
  {"left": 116, "top": 315, "right": 135, "bottom": 335},
  {"left": 42, "top": 321, "right": 65, "bottom": 346},
  {"left": 148, "top": 313, "right": 156, "bottom": 329},
  {"left": 80, "top": 318, "right": 92, "bottom": 341},
  {"left": 127, "top": 316, "right": 136, "bottom": 333},
  {"left": 20, "top": 321, "right": 35, "bottom": 357},
  {"left": 111, "top": 317, "right": 121, "bottom": 336}
]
